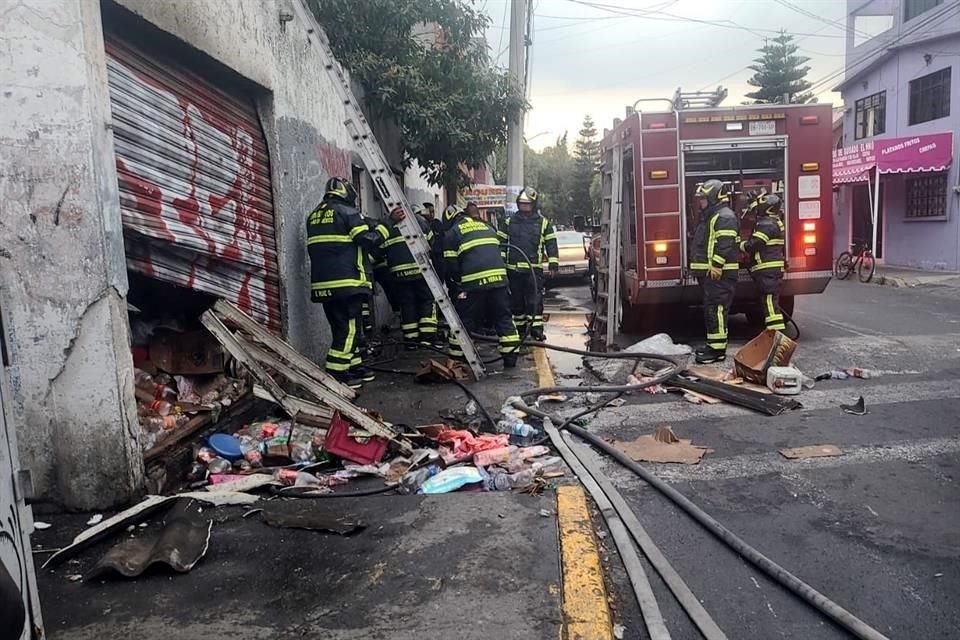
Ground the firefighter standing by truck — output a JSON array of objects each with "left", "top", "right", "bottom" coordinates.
[
  {"left": 375, "top": 206, "right": 440, "bottom": 349},
  {"left": 442, "top": 205, "right": 520, "bottom": 368},
  {"left": 499, "top": 188, "right": 559, "bottom": 340},
  {"left": 307, "top": 177, "right": 398, "bottom": 388},
  {"left": 689, "top": 179, "right": 740, "bottom": 364},
  {"left": 741, "top": 193, "right": 786, "bottom": 331}
]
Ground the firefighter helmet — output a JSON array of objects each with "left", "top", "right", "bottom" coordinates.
[
  {"left": 761, "top": 194, "right": 782, "bottom": 216},
  {"left": 517, "top": 187, "right": 539, "bottom": 209},
  {"left": 695, "top": 179, "right": 730, "bottom": 207},
  {"left": 324, "top": 177, "right": 358, "bottom": 206},
  {"left": 443, "top": 205, "right": 463, "bottom": 223}
]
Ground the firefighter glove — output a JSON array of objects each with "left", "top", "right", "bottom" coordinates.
[{"left": 708, "top": 265, "right": 722, "bottom": 281}]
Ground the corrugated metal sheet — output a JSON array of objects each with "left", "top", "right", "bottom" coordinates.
[{"left": 105, "top": 37, "right": 280, "bottom": 331}]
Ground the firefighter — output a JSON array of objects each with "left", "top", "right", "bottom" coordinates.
[
  {"left": 375, "top": 206, "right": 439, "bottom": 349},
  {"left": 689, "top": 179, "right": 740, "bottom": 364},
  {"left": 741, "top": 193, "right": 786, "bottom": 331},
  {"left": 442, "top": 205, "right": 520, "bottom": 368},
  {"left": 307, "top": 177, "right": 395, "bottom": 387},
  {"left": 499, "top": 187, "right": 559, "bottom": 340}
]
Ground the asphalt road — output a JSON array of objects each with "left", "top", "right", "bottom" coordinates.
[{"left": 543, "top": 278, "right": 960, "bottom": 640}]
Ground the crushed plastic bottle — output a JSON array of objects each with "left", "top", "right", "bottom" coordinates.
[
  {"left": 505, "top": 468, "right": 537, "bottom": 489},
  {"left": 495, "top": 420, "right": 539, "bottom": 438},
  {"left": 530, "top": 456, "right": 564, "bottom": 474},
  {"left": 484, "top": 471, "right": 512, "bottom": 492},
  {"left": 207, "top": 457, "right": 232, "bottom": 474},
  {"left": 815, "top": 370, "right": 849, "bottom": 381}
]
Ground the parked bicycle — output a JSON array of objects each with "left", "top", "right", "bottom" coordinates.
[{"left": 834, "top": 241, "right": 876, "bottom": 283}]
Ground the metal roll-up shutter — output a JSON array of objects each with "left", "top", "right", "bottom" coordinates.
[{"left": 105, "top": 36, "right": 281, "bottom": 331}]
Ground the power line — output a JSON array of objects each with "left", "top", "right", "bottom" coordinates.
[{"left": 772, "top": 0, "right": 873, "bottom": 39}]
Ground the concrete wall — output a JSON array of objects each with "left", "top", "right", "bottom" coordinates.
[
  {"left": 838, "top": 32, "right": 960, "bottom": 270},
  {"left": 0, "top": 0, "right": 144, "bottom": 509}
]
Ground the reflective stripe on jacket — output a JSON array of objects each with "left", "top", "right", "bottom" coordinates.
[
  {"left": 443, "top": 216, "right": 508, "bottom": 291},
  {"left": 498, "top": 213, "right": 559, "bottom": 270},
  {"left": 375, "top": 213, "right": 433, "bottom": 281},
  {"left": 740, "top": 215, "right": 785, "bottom": 273},
  {"left": 307, "top": 199, "right": 383, "bottom": 300},
  {"left": 689, "top": 205, "right": 740, "bottom": 275}
]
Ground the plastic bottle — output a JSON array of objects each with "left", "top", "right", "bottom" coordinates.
[
  {"left": 484, "top": 472, "right": 512, "bottom": 492},
  {"left": 845, "top": 368, "right": 874, "bottom": 379},
  {"left": 506, "top": 468, "right": 537, "bottom": 489},
  {"left": 496, "top": 420, "right": 539, "bottom": 438},
  {"left": 144, "top": 398, "right": 174, "bottom": 417},
  {"left": 531, "top": 456, "right": 564, "bottom": 474},
  {"left": 207, "top": 457, "right": 232, "bottom": 474},
  {"left": 196, "top": 446, "right": 217, "bottom": 463},
  {"left": 135, "top": 370, "right": 176, "bottom": 400},
  {"left": 240, "top": 436, "right": 263, "bottom": 468},
  {"left": 399, "top": 465, "right": 438, "bottom": 495}
]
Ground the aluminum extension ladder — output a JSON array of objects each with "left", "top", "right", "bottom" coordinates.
[{"left": 290, "top": 0, "right": 486, "bottom": 379}]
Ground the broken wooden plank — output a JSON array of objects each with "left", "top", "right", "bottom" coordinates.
[
  {"left": 200, "top": 311, "right": 302, "bottom": 420},
  {"left": 211, "top": 299, "right": 356, "bottom": 401},
  {"left": 252, "top": 384, "right": 333, "bottom": 428},
  {"left": 239, "top": 336, "right": 408, "bottom": 450}
]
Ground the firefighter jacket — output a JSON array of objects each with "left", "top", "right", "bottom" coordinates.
[
  {"left": 498, "top": 213, "right": 559, "bottom": 271},
  {"left": 442, "top": 216, "right": 508, "bottom": 291},
  {"left": 375, "top": 213, "right": 434, "bottom": 281},
  {"left": 307, "top": 198, "right": 387, "bottom": 301},
  {"left": 740, "top": 214, "right": 785, "bottom": 274},
  {"left": 689, "top": 204, "right": 740, "bottom": 277}
]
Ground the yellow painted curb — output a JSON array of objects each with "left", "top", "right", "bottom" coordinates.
[
  {"left": 556, "top": 485, "right": 614, "bottom": 640},
  {"left": 533, "top": 346, "right": 556, "bottom": 388}
]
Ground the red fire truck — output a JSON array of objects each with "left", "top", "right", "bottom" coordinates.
[{"left": 597, "top": 101, "right": 834, "bottom": 331}]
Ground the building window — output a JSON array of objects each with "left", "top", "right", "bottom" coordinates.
[
  {"left": 904, "top": 0, "right": 942, "bottom": 22},
  {"left": 906, "top": 172, "right": 948, "bottom": 220},
  {"left": 909, "top": 67, "right": 951, "bottom": 125},
  {"left": 854, "top": 91, "right": 886, "bottom": 140}
]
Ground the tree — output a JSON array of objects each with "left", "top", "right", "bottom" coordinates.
[
  {"left": 745, "top": 30, "right": 814, "bottom": 104},
  {"left": 571, "top": 116, "right": 600, "bottom": 216},
  {"left": 309, "top": 0, "right": 526, "bottom": 201}
]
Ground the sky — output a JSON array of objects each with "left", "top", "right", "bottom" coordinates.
[{"left": 482, "top": 0, "right": 852, "bottom": 150}]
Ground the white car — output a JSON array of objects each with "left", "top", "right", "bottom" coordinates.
[{"left": 549, "top": 230, "right": 590, "bottom": 280}]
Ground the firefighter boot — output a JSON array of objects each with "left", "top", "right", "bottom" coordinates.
[{"left": 695, "top": 346, "right": 726, "bottom": 364}]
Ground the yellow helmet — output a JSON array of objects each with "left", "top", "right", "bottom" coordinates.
[
  {"left": 324, "top": 176, "right": 358, "bottom": 206},
  {"left": 517, "top": 187, "right": 539, "bottom": 207}
]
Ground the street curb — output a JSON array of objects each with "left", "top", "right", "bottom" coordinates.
[
  {"left": 539, "top": 347, "right": 616, "bottom": 640},
  {"left": 556, "top": 485, "right": 615, "bottom": 640}
]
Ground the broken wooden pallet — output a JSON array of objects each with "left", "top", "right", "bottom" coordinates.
[{"left": 201, "top": 305, "right": 412, "bottom": 453}]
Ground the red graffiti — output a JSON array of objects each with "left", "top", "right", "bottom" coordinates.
[
  {"left": 108, "top": 41, "right": 280, "bottom": 332},
  {"left": 318, "top": 142, "right": 350, "bottom": 180}
]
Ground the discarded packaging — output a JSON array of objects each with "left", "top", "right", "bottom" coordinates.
[
  {"left": 766, "top": 366, "right": 803, "bottom": 395},
  {"left": 86, "top": 514, "right": 104, "bottom": 526},
  {"left": 436, "top": 430, "right": 510, "bottom": 463},
  {"left": 734, "top": 330, "right": 797, "bottom": 386},
  {"left": 420, "top": 467, "right": 484, "bottom": 494},
  {"left": 613, "top": 428, "right": 712, "bottom": 465},
  {"left": 779, "top": 444, "right": 843, "bottom": 460},
  {"left": 841, "top": 396, "right": 868, "bottom": 416}
]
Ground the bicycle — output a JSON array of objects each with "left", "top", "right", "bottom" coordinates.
[{"left": 834, "top": 241, "right": 876, "bottom": 283}]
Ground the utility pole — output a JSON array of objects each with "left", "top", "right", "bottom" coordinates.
[{"left": 505, "top": 0, "right": 527, "bottom": 215}]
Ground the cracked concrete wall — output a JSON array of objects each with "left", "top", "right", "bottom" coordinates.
[{"left": 0, "top": 0, "right": 143, "bottom": 508}]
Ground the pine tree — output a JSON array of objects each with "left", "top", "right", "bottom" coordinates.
[
  {"left": 571, "top": 116, "right": 600, "bottom": 217},
  {"left": 745, "top": 30, "right": 814, "bottom": 104}
]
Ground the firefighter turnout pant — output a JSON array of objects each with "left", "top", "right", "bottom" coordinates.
[
  {"left": 323, "top": 294, "right": 365, "bottom": 375},
  {"left": 702, "top": 274, "right": 738, "bottom": 352},
  {"left": 449, "top": 287, "right": 521, "bottom": 365},
  {"left": 754, "top": 271, "right": 785, "bottom": 331},
  {"left": 508, "top": 270, "right": 545, "bottom": 338},
  {"left": 396, "top": 279, "right": 439, "bottom": 343}
]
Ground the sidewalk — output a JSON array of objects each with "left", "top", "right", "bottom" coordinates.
[
  {"left": 33, "top": 346, "right": 573, "bottom": 640},
  {"left": 874, "top": 265, "right": 960, "bottom": 289}
]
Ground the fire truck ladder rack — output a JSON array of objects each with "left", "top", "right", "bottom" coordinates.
[
  {"left": 291, "top": 0, "right": 486, "bottom": 380},
  {"left": 672, "top": 86, "right": 728, "bottom": 110},
  {"left": 593, "top": 143, "right": 623, "bottom": 349}
]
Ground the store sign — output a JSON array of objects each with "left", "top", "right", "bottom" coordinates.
[
  {"left": 462, "top": 184, "right": 507, "bottom": 209},
  {"left": 832, "top": 132, "right": 954, "bottom": 184}
]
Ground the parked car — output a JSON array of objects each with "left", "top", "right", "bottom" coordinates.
[{"left": 548, "top": 230, "right": 590, "bottom": 282}]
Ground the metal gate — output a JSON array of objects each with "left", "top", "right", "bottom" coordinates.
[
  {"left": 106, "top": 36, "right": 281, "bottom": 331},
  {"left": 0, "top": 299, "right": 43, "bottom": 639}
]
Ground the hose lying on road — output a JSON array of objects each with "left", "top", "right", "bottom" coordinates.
[{"left": 517, "top": 397, "right": 892, "bottom": 640}]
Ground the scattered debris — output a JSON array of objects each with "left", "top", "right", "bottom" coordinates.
[
  {"left": 613, "top": 428, "right": 712, "bottom": 465},
  {"left": 86, "top": 500, "right": 212, "bottom": 579},
  {"left": 86, "top": 514, "right": 104, "bottom": 526},
  {"left": 323, "top": 413, "right": 389, "bottom": 465},
  {"left": 262, "top": 504, "right": 365, "bottom": 535},
  {"left": 66, "top": 574, "right": 83, "bottom": 583},
  {"left": 585, "top": 333, "right": 690, "bottom": 383},
  {"left": 766, "top": 366, "right": 803, "bottom": 395},
  {"left": 685, "top": 364, "right": 771, "bottom": 394},
  {"left": 420, "top": 467, "right": 484, "bottom": 494},
  {"left": 613, "top": 623, "right": 626, "bottom": 640},
  {"left": 671, "top": 375, "right": 801, "bottom": 415},
  {"left": 817, "top": 368, "right": 921, "bottom": 381},
  {"left": 779, "top": 445, "right": 843, "bottom": 460},
  {"left": 34, "top": 522, "right": 51, "bottom": 531},
  {"left": 734, "top": 330, "right": 797, "bottom": 386},
  {"left": 841, "top": 396, "right": 868, "bottom": 416},
  {"left": 606, "top": 397, "right": 627, "bottom": 408},
  {"left": 539, "top": 508, "right": 553, "bottom": 518},
  {"left": 436, "top": 430, "right": 510, "bottom": 463},
  {"left": 415, "top": 358, "right": 470, "bottom": 383}
]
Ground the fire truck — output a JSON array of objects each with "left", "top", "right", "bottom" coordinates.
[{"left": 594, "top": 95, "right": 834, "bottom": 339}]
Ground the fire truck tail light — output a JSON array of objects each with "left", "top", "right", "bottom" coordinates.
[
  {"left": 803, "top": 222, "right": 817, "bottom": 231},
  {"left": 801, "top": 162, "right": 819, "bottom": 172},
  {"left": 803, "top": 233, "right": 817, "bottom": 244},
  {"left": 654, "top": 242, "right": 668, "bottom": 253},
  {"left": 649, "top": 170, "right": 668, "bottom": 180}
]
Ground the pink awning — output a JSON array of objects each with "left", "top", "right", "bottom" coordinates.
[{"left": 832, "top": 132, "right": 954, "bottom": 185}]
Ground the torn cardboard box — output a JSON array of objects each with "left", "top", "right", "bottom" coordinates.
[{"left": 734, "top": 330, "right": 797, "bottom": 386}]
